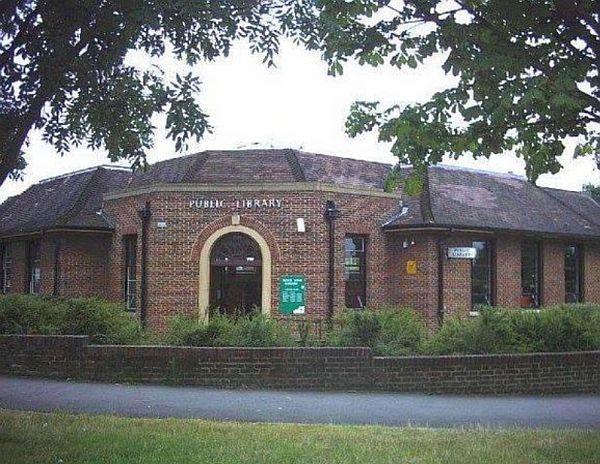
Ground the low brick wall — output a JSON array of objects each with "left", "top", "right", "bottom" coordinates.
[
  {"left": 1, "top": 335, "right": 599, "bottom": 394},
  {"left": 0, "top": 335, "right": 88, "bottom": 379},
  {"left": 373, "top": 352, "right": 600, "bottom": 394},
  {"left": 83, "top": 345, "right": 372, "bottom": 389}
]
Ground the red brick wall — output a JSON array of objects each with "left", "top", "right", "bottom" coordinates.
[
  {"left": 584, "top": 244, "right": 600, "bottom": 303},
  {"left": 2, "top": 335, "right": 599, "bottom": 394},
  {"left": 441, "top": 235, "right": 474, "bottom": 318},
  {"left": 1, "top": 233, "right": 111, "bottom": 299},
  {"left": 103, "top": 190, "right": 399, "bottom": 331},
  {"left": 5, "top": 240, "right": 27, "bottom": 294},
  {"left": 495, "top": 236, "right": 522, "bottom": 308},
  {"left": 388, "top": 233, "right": 439, "bottom": 327},
  {"left": 542, "top": 241, "right": 565, "bottom": 305},
  {"left": 53, "top": 233, "right": 112, "bottom": 299}
]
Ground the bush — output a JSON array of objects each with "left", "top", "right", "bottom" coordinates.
[
  {"left": 328, "top": 307, "right": 427, "bottom": 355},
  {"left": 164, "top": 313, "right": 294, "bottom": 347},
  {"left": 375, "top": 307, "right": 427, "bottom": 355},
  {"left": 425, "top": 305, "right": 600, "bottom": 355},
  {"left": 328, "top": 309, "right": 381, "bottom": 349},
  {"left": 0, "top": 294, "right": 147, "bottom": 344}
]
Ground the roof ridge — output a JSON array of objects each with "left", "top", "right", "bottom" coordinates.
[
  {"left": 541, "top": 187, "right": 600, "bottom": 229},
  {"left": 285, "top": 149, "right": 306, "bottom": 182},
  {"left": 55, "top": 167, "right": 103, "bottom": 226},
  {"left": 181, "top": 152, "right": 210, "bottom": 183},
  {"left": 420, "top": 167, "right": 436, "bottom": 224}
]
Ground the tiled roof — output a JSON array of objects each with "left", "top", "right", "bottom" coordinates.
[
  {"left": 384, "top": 165, "right": 600, "bottom": 239},
  {"left": 3, "top": 151, "right": 598, "bottom": 240},
  {"left": 0, "top": 167, "right": 131, "bottom": 237},
  {"left": 125, "top": 149, "right": 392, "bottom": 190}
]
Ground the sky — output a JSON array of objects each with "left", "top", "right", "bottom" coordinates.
[{"left": 1, "top": 38, "right": 598, "bottom": 203}]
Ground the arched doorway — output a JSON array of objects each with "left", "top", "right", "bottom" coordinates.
[
  {"left": 197, "top": 225, "right": 272, "bottom": 321},
  {"left": 209, "top": 233, "right": 262, "bottom": 316}
]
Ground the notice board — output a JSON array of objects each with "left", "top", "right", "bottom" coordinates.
[{"left": 279, "top": 275, "right": 306, "bottom": 315}]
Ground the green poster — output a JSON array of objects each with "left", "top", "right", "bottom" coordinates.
[{"left": 279, "top": 275, "right": 306, "bottom": 315}]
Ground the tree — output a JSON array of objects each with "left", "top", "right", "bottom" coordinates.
[
  {"left": 584, "top": 183, "right": 600, "bottom": 202},
  {"left": 316, "top": 0, "right": 599, "bottom": 182},
  {"left": 0, "top": 0, "right": 323, "bottom": 185}
]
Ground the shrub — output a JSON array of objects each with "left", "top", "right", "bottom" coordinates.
[
  {"left": 0, "top": 294, "right": 147, "bottom": 344},
  {"left": 222, "top": 314, "right": 295, "bottom": 347},
  {"left": 425, "top": 305, "right": 600, "bottom": 355},
  {"left": 425, "top": 308, "right": 523, "bottom": 355},
  {"left": 375, "top": 307, "right": 427, "bottom": 355},
  {"left": 164, "top": 313, "right": 294, "bottom": 347},
  {"left": 328, "top": 309, "right": 381, "bottom": 349}
]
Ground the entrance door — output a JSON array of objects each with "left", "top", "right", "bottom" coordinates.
[{"left": 209, "top": 233, "right": 263, "bottom": 316}]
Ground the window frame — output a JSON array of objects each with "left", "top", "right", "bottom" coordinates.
[
  {"left": 565, "top": 244, "right": 584, "bottom": 303},
  {"left": 0, "top": 243, "right": 11, "bottom": 294},
  {"left": 471, "top": 239, "right": 495, "bottom": 309},
  {"left": 521, "top": 240, "right": 541, "bottom": 308},
  {"left": 123, "top": 235, "right": 138, "bottom": 312},
  {"left": 344, "top": 234, "right": 367, "bottom": 309},
  {"left": 27, "top": 240, "right": 41, "bottom": 295}
]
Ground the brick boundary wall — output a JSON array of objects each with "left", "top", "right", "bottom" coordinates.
[{"left": 1, "top": 335, "right": 599, "bottom": 394}]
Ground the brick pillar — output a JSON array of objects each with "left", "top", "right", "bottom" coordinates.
[
  {"left": 541, "top": 241, "right": 565, "bottom": 305},
  {"left": 584, "top": 244, "right": 600, "bottom": 303},
  {"left": 495, "top": 236, "right": 522, "bottom": 308}
]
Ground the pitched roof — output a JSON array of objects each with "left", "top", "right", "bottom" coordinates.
[
  {"left": 0, "top": 166, "right": 131, "bottom": 237},
  {"left": 125, "top": 149, "right": 392, "bottom": 190},
  {"left": 384, "top": 165, "right": 600, "bottom": 239}
]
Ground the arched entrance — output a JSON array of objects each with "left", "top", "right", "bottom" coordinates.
[
  {"left": 209, "top": 233, "right": 262, "bottom": 316},
  {"left": 198, "top": 225, "right": 272, "bottom": 321}
]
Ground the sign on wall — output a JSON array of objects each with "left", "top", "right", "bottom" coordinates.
[
  {"left": 406, "top": 260, "right": 417, "bottom": 275},
  {"left": 189, "top": 198, "right": 283, "bottom": 209},
  {"left": 279, "top": 275, "right": 306, "bottom": 315},
  {"left": 447, "top": 247, "right": 478, "bottom": 259}
]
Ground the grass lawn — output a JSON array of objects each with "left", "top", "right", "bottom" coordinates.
[{"left": 1, "top": 410, "right": 599, "bottom": 464}]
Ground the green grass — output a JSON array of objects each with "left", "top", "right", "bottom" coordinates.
[{"left": 1, "top": 410, "right": 599, "bottom": 463}]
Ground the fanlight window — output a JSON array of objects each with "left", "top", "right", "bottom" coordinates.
[{"left": 210, "top": 233, "right": 262, "bottom": 266}]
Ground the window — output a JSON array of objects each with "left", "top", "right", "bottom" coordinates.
[
  {"left": 521, "top": 241, "right": 541, "bottom": 307},
  {"left": 27, "top": 241, "right": 41, "bottom": 294},
  {"left": 1, "top": 243, "right": 11, "bottom": 294},
  {"left": 344, "top": 235, "right": 367, "bottom": 308},
  {"left": 565, "top": 244, "right": 583, "bottom": 303},
  {"left": 124, "top": 235, "right": 137, "bottom": 311},
  {"left": 471, "top": 240, "right": 493, "bottom": 308}
]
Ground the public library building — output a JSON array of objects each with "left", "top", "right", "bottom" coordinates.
[{"left": 1, "top": 149, "right": 600, "bottom": 330}]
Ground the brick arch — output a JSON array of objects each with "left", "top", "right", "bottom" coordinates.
[{"left": 190, "top": 216, "right": 280, "bottom": 262}]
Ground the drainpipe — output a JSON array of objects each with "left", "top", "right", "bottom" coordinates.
[
  {"left": 324, "top": 200, "right": 341, "bottom": 324},
  {"left": 436, "top": 228, "right": 453, "bottom": 326},
  {"left": 52, "top": 238, "right": 61, "bottom": 296},
  {"left": 137, "top": 201, "right": 151, "bottom": 326}
]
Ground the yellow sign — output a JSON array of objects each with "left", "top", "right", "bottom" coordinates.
[{"left": 406, "top": 260, "right": 417, "bottom": 275}]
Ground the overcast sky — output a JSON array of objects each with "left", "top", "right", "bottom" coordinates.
[{"left": 1, "top": 39, "right": 598, "bottom": 203}]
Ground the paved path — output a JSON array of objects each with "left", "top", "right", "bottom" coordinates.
[{"left": 1, "top": 375, "right": 599, "bottom": 428}]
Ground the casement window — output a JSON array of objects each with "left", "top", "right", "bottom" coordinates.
[
  {"left": 27, "top": 240, "right": 41, "bottom": 294},
  {"left": 124, "top": 235, "right": 138, "bottom": 312},
  {"left": 521, "top": 241, "right": 541, "bottom": 308},
  {"left": 471, "top": 240, "right": 494, "bottom": 308},
  {"left": 1, "top": 243, "right": 11, "bottom": 294},
  {"left": 344, "top": 235, "right": 367, "bottom": 308},
  {"left": 565, "top": 244, "right": 583, "bottom": 303}
]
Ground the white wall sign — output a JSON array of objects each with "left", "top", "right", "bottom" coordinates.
[
  {"left": 189, "top": 198, "right": 283, "bottom": 209},
  {"left": 447, "top": 247, "right": 477, "bottom": 259}
]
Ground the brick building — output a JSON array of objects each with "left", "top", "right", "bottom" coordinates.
[{"left": 1, "top": 149, "right": 600, "bottom": 330}]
